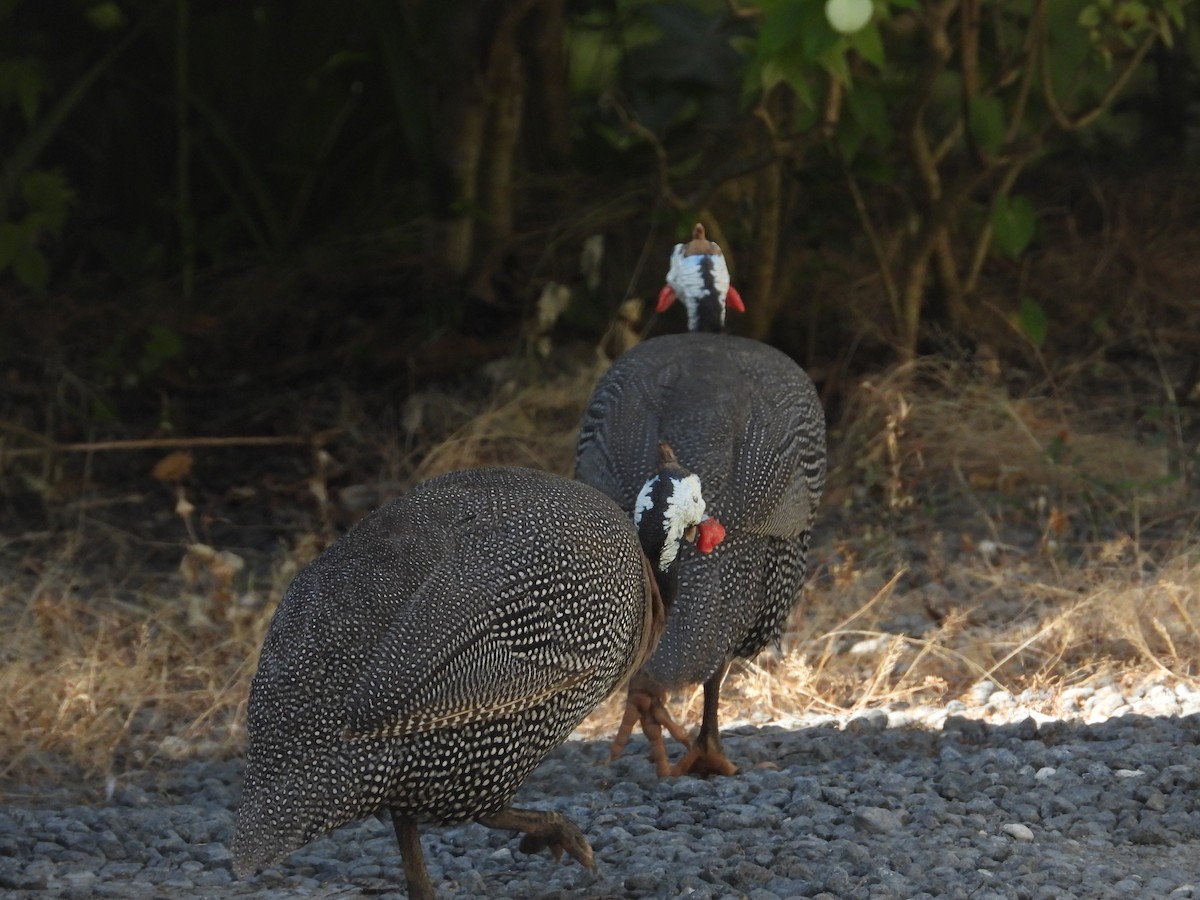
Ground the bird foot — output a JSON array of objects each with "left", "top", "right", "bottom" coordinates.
[
  {"left": 609, "top": 688, "right": 692, "bottom": 777},
  {"left": 670, "top": 741, "right": 739, "bottom": 778},
  {"left": 478, "top": 808, "right": 595, "bottom": 870}
]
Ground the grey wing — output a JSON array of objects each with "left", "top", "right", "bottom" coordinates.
[
  {"left": 729, "top": 354, "right": 826, "bottom": 540},
  {"left": 575, "top": 357, "right": 674, "bottom": 511},
  {"left": 342, "top": 512, "right": 648, "bottom": 742},
  {"left": 342, "top": 560, "right": 598, "bottom": 742}
]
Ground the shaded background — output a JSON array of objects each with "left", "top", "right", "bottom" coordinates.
[
  {"left": 2, "top": 0, "right": 1199, "bottom": 533},
  {"left": 3, "top": 0, "right": 1200, "bottom": 790}
]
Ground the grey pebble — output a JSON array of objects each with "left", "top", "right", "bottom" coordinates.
[{"left": 4, "top": 699, "right": 1200, "bottom": 897}]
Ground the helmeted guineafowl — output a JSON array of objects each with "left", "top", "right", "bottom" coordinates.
[
  {"left": 231, "top": 449, "right": 723, "bottom": 898},
  {"left": 575, "top": 223, "right": 826, "bottom": 776},
  {"left": 655, "top": 223, "right": 745, "bottom": 332}
]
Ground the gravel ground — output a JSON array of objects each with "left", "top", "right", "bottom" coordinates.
[{"left": 5, "top": 679, "right": 1200, "bottom": 899}]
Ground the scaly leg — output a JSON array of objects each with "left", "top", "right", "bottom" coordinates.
[
  {"left": 671, "top": 663, "right": 738, "bottom": 777},
  {"left": 477, "top": 807, "right": 595, "bottom": 870},
  {"left": 608, "top": 686, "right": 692, "bottom": 777},
  {"left": 390, "top": 811, "right": 435, "bottom": 900}
]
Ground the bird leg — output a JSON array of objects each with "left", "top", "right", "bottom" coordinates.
[
  {"left": 478, "top": 807, "right": 595, "bottom": 870},
  {"left": 671, "top": 664, "right": 738, "bottom": 777},
  {"left": 390, "top": 811, "right": 435, "bottom": 900},
  {"left": 608, "top": 686, "right": 693, "bottom": 777}
]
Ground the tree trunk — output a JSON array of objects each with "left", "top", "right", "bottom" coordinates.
[
  {"left": 933, "top": 229, "right": 966, "bottom": 330},
  {"left": 479, "top": 4, "right": 535, "bottom": 251},
  {"left": 430, "top": 90, "right": 489, "bottom": 280},
  {"left": 899, "top": 253, "right": 930, "bottom": 363},
  {"left": 519, "top": 0, "right": 570, "bottom": 171},
  {"left": 743, "top": 158, "right": 783, "bottom": 340},
  {"left": 398, "top": 0, "right": 543, "bottom": 284}
]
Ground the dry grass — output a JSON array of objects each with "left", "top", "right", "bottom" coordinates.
[
  {"left": 2, "top": 352, "right": 1198, "bottom": 793},
  {"left": 0, "top": 544, "right": 294, "bottom": 792}
]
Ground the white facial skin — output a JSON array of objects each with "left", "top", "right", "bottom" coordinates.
[{"left": 634, "top": 473, "right": 706, "bottom": 572}]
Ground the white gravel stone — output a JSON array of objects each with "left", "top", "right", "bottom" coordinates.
[
  {"left": 970, "top": 680, "right": 998, "bottom": 704},
  {"left": 1002, "top": 823, "right": 1035, "bottom": 842}
]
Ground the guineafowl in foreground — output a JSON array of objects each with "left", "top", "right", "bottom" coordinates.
[
  {"left": 575, "top": 224, "right": 826, "bottom": 777},
  {"left": 232, "top": 452, "right": 723, "bottom": 898}
]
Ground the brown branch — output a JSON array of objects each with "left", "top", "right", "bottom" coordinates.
[
  {"left": 896, "top": 165, "right": 992, "bottom": 356},
  {"left": 1004, "top": 0, "right": 1044, "bottom": 144},
  {"left": 683, "top": 86, "right": 825, "bottom": 210},
  {"left": 602, "top": 92, "right": 685, "bottom": 210},
  {"left": 906, "top": 0, "right": 958, "bottom": 201},
  {"left": 607, "top": 77, "right": 831, "bottom": 217},
  {"left": 843, "top": 164, "right": 901, "bottom": 326},
  {"left": 933, "top": 230, "right": 966, "bottom": 327},
  {"left": 745, "top": 158, "right": 783, "bottom": 340},
  {"left": 681, "top": 150, "right": 778, "bottom": 210},
  {"left": 723, "top": 0, "right": 761, "bottom": 19},
  {"left": 960, "top": 0, "right": 981, "bottom": 97},
  {"left": 0, "top": 422, "right": 335, "bottom": 459},
  {"left": 1040, "top": 29, "right": 1159, "bottom": 132},
  {"left": 890, "top": 2, "right": 958, "bottom": 357},
  {"left": 910, "top": 169, "right": 992, "bottom": 274},
  {"left": 932, "top": 119, "right": 965, "bottom": 167},
  {"left": 963, "top": 154, "right": 1033, "bottom": 294},
  {"left": 820, "top": 74, "right": 844, "bottom": 140}
]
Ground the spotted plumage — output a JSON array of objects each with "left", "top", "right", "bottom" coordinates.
[
  {"left": 575, "top": 227, "right": 825, "bottom": 776},
  {"left": 232, "top": 461, "right": 719, "bottom": 897}
]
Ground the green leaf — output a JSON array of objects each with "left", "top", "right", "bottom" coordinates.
[
  {"left": 848, "top": 23, "right": 885, "bottom": 69},
  {"left": 837, "top": 117, "right": 865, "bottom": 160},
  {"left": 797, "top": 2, "right": 840, "bottom": 61},
  {"left": 0, "top": 221, "right": 20, "bottom": 270},
  {"left": 1047, "top": 2, "right": 1096, "bottom": 92},
  {"left": 139, "top": 324, "right": 185, "bottom": 374},
  {"left": 1166, "top": 0, "right": 1186, "bottom": 30},
  {"left": 967, "top": 95, "right": 1007, "bottom": 156},
  {"left": 11, "top": 241, "right": 48, "bottom": 292},
  {"left": 20, "top": 170, "right": 75, "bottom": 234},
  {"left": 1017, "top": 296, "right": 1047, "bottom": 349},
  {"left": 756, "top": 2, "right": 807, "bottom": 60},
  {"left": 1155, "top": 10, "right": 1174, "bottom": 47},
  {"left": 991, "top": 194, "right": 1036, "bottom": 258},
  {"left": 86, "top": 2, "right": 125, "bottom": 30},
  {"left": 90, "top": 396, "right": 120, "bottom": 425},
  {"left": 0, "top": 216, "right": 51, "bottom": 291},
  {"left": 783, "top": 66, "right": 816, "bottom": 108},
  {"left": 0, "top": 58, "right": 46, "bottom": 123},
  {"left": 1113, "top": 2, "right": 1148, "bottom": 31},
  {"left": 846, "top": 83, "right": 892, "bottom": 146},
  {"left": 818, "top": 41, "right": 853, "bottom": 84},
  {"left": 756, "top": 58, "right": 786, "bottom": 92}
]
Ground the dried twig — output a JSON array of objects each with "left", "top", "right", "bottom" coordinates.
[{"left": 0, "top": 420, "right": 336, "bottom": 458}]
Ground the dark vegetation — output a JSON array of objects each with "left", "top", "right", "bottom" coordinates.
[{"left": 2, "top": 0, "right": 1200, "bottom": 788}]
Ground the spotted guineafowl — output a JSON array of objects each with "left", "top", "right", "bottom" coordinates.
[
  {"left": 231, "top": 450, "right": 723, "bottom": 898},
  {"left": 575, "top": 224, "right": 826, "bottom": 776},
  {"left": 654, "top": 222, "right": 744, "bottom": 331}
]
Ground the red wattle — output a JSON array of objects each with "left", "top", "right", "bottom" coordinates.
[
  {"left": 656, "top": 285, "right": 676, "bottom": 312},
  {"left": 726, "top": 285, "right": 745, "bottom": 313},
  {"left": 696, "top": 517, "right": 726, "bottom": 554}
]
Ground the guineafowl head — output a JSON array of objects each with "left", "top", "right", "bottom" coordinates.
[
  {"left": 633, "top": 443, "right": 725, "bottom": 603},
  {"left": 655, "top": 223, "right": 745, "bottom": 333}
]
